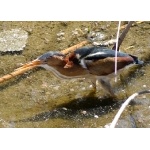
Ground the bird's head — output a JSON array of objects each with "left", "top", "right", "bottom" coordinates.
[
  {"left": 37, "top": 51, "right": 65, "bottom": 66},
  {"left": 19, "top": 51, "right": 67, "bottom": 72}
]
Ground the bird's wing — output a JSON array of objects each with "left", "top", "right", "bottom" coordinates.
[{"left": 84, "top": 48, "right": 130, "bottom": 60}]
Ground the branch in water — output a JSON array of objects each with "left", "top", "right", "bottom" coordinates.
[
  {"left": 112, "top": 21, "right": 134, "bottom": 51},
  {"left": 109, "top": 90, "right": 150, "bottom": 128}
]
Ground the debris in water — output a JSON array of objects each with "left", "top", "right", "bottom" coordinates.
[
  {"left": 94, "top": 115, "right": 99, "bottom": 118},
  {"left": 62, "top": 107, "right": 67, "bottom": 111},
  {"left": 81, "top": 110, "right": 87, "bottom": 115},
  {"left": 0, "top": 28, "right": 28, "bottom": 52}
]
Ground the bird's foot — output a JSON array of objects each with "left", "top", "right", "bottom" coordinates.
[{"left": 97, "top": 76, "right": 119, "bottom": 100}]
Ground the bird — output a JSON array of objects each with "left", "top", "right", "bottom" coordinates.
[{"left": 19, "top": 46, "right": 143, "bottom": 97}]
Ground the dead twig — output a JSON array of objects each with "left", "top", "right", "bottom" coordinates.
[
  {"left": 112, "top": 21, "right": 134, "bottom": 50},
  {"left": 119, "top": 21, "right": 143, "bottom": 30},
  {"left": 61, "top": 40, "right": 89, "bottom": 55},
  {"left": 109, "top": 90, "right": 150, "bottom": 128},
  {"left": 0, "top": 65, "right": 37, "bottom": 83},
  {"left": 113, "top": 21, "right": 143, "bottom": 50}
]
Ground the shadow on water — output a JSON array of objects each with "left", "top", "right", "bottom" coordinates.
[{"left": 14, "top": 93, "right": 123, "bottom": 123}]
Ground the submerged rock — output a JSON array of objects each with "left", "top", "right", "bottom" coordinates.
[{"left": 0, "top": 28, "right": 28, "bottom": 52}]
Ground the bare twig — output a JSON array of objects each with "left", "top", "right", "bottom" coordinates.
[
  {"left": 119, "top": 21, "right": 143, "bottom": 30},
  {"left": 0, "top": 65, "right": 37, "bottom": 83},
  {"left": 61, "top": 40, "right": 89, "bottom": 54},
  {"left": 109, "top": 90, "right": 150, "bottom": 128},
  {"left": 112, "top": 21, "right": 134, "bottom": 51}
]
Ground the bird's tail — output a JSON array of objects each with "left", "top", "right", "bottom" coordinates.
[{"left": 129, "top": 54, "right": 144, "bottom": 65}]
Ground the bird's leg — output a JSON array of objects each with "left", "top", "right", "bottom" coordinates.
[
  {"left": 90, "top": 78, "right": 97, "bottom": 92},
  {"left": 86, "top": 78, "right": 97, "bottom": 97},
  {"left": 97, "top": 76, "right": 116, "bottom": 97}
]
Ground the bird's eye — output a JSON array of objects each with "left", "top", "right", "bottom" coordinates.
[{"left": 43, "top": 59, "right": 47, "bottom": 63}]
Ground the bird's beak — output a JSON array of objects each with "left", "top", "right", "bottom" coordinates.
[{"left": 15, "top": 59, "right": 44, "bottom": 71}]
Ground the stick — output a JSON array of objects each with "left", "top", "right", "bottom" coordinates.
[
  {"left": 112, "top": 21, "right": 134, "bottom": 50},
  {"left": 61, "top": 40, "right": 89, "bottom": 54},
  {"left": 119, "top": 21, "right": 143, "bottom": 30},
  {"left": 109, "top": 90, "right": 150, "bottom": 128},
  {"left": 0, "top": 65, "right": 37, "bottom": 83}
]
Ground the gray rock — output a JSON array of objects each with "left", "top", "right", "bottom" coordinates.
[{"left": 0, "top": 28, "right": 28, "bottom": 52}]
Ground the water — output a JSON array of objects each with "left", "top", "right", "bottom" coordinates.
[{"left": 0, "top": 21, "right": 150, "bottom": 127}]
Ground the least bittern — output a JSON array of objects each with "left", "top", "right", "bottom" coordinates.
[
  {"left": 15, "top": 46, "right": 143, "bottom": 97},
  {"left": 0, "top": 21, "right": 143, "bottom": 97}
]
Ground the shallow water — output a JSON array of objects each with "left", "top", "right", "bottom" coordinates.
[{"left": 0, "top": 21, "right": 150, "bottom": 128}]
